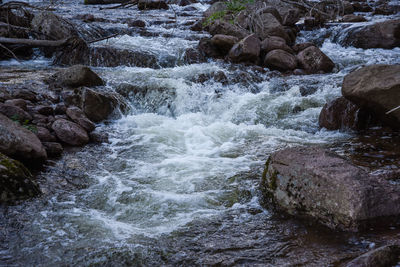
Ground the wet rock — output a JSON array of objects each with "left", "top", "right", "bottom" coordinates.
[
  {"left": 31, "top": 11, "right": 78, "bottom": 40},
  {"left": 208, "top": 20, "right": 249, "bottom": 40},
  {"left": 319, "top": 97, "right": 375, "bottom": 131},
  {"left": 52, "top": 119, "right": 89, "bottom": 146},
  {"left": 0, "top": 113, "right": 47, "bottom": 164},
  {"left": 339, "top": 19, "right": 400, "bottom": 49},
  {"left": 35, "top": 105, "right": 54, "bottom": 116},
  {"left": 198, "top": 37, "right": 222, "bottom": 58},
  {"left": 137, "top": 0, "right": 169, "bottom": 10},
  {"left": 0, "top": 103, "right": 32, "bottom": 122},
  {"left": 11, "top": 89, "right": 37, "bottom": 102},
  {"left": 261, "top": 36, "right": 293, "bottom": 54},
  {"left": 210, "top": 34, "right": 239, "bottom": 55},
  {"left": 0, "top": 153, "right": 41, "bottom": 203},
  {"left": 4, "top": 99, "right": 28, "bottom": 111},
  {"left": 342, "top": 64, "right": 400, "bottom": 129},
  {"left": 35, "top": 126, "right": 56, "bottom": 142},
  {"left": 82, "top": 88, "right": 116, "bottom": 122},
  {"left": 346, "top": 245, "right": 400, "bottom": 267},
  {"left": 252, "top": 12, "right": 290, "bottom": 43},
  {"left": 90, "top": 47, "right": 158, "bottom": 68},
  {"left": 89, "top": 130, "right": 109, "bottom": 143},
  {"left": 76, "top": 13, "right": 95, "bottom": 22},
  {"left": 228, "top": 34, "right": 260, "bottom": 64},
  {"left": 127, "top": 19, "right": 146, "bottom": 28},
  {"left": 54, "top": 103, "right": 67, "bottom": 115},
  {"left": 296, "top": 46, "right": 335, "bottom": 73},
  {"left": 304, "top": 16, "right": 325, "bottom": 30},
  {"left": 178, "top": 0, "right": 197, "bottom": 6},
  {"left": 352, "top": 2, "right": 372, "bottom": 12},
  {"left": 261, "top": 146, "right": 400, "bottom": 231},
  {"left": 299, "top": 86, "right": 317, "bottom": 96},
  {"left": 264, "top": 49, "right": 297, "bottom": 71},
  {"left": 292, "top": 42, "right": 314, "bottom": 53},
  {"left": 183, "top": 48, "right": 205, "bottom": 64},
  {"left": 84, "top": 0, "right": 130, "bottom": 4},
  {"left": 50, "top": 65, "right": 104, "bottom": 88},
  {"left": 61, "top": 90, "right": 82, "bottom": 107},
  {"left": 42, "top": 142, "right": 63, "bottom": 157},
  {"left": 341, "top": 14, "right": 367, "bottom": 23},
  {"left": 66, "top": 106, "right": 96, "bottom": 132}
]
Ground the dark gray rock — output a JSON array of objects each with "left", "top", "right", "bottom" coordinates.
[
  {"left": 342, "top": 64, "right": 400, "bottom": 129},
  {"left": 137, "top": 0, "right": 169, "bottom": 10},
  {"left": 211, "top": 34, "right": 239, "bottom": 55},
  {"left": 261, "top": 146, "right": 400, "bottom": 231},
  {"left": 50, "top": 65, "right": 104, "bottom": 88},
  {"left": 228, "top": 34, "right": 260, "bottom": 64},
  {"left": 82, "top": 88, "right": 117, "bottom": 123},
  {"left": 346, "top": 245, "right": 400, "bottom": 267},
  {"left": 0, "top": 113, "right": 47, "bottom": 164},
  {"left": 4, "top": 99, "right": 28, "bottom": 111},
  {"left": 296, "top": 46, "right": 335, "bottom": 73},
  {"left": 42, "top": 142, "right": 63, "bottom": 157},
  {"left": 35, "top": 126, "right": 57, "bottom": 142},
  {"left": 52, "top": 119, "right": 89, "bottom": 146},
  {"left": 0, "top": 103, "right": 32, "bottom": 123},
  {"left": 264, "top": 49, "right": 297, "bottom": 71},
  {"left": 31, "top": 11, "right": 78, "bottom": 40},
  {"left": 66, "top": 106, "right": 96, "bottom": 132},
  {"left": 0, "top": 153, "right": 41, "bottom": 202}
]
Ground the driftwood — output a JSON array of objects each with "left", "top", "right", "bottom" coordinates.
[{"left": 0, "top": 37, "right": 71, "bottom": 47}]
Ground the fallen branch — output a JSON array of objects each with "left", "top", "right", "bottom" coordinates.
[
  {"left": 0, "top": 43, "right": 21, "bottom": 62},
  {"left": 0, "top": 37, "right": 71, "bottom": 47},
  {"left": 88, "top": 33, "right": 121, "bottom": 43},
  {"left": 99, "top": 0, "right": 137, "bottom": 9},
  {"left": 386, "top": 105, "right": 400, "bottom": 115}
]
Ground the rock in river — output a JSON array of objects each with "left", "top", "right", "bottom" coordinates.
[
  {"left": 50, "top": 65, "right": 104, "bottom": 88},
  {"left": 261, "top": 146, "right": 400, "bottom": 231},
  {"left": 342, "top": 64, "right": 400, "bottom": 129},
  {"left": 0, "top": 152, "right": 41, "bottom": 202},
  {"left": 52, "top": 119, "right": 89, "bottom": 146}
]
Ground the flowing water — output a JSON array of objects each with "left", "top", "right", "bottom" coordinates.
[{"left": 1, "top": 0, "right": 400, "bottom": 266}]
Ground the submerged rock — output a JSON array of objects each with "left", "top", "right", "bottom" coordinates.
[
  {"left": 0, "top": 113, "right": 47, "bottom": 165},
  {"left": 261, "top": 147, "right": 400, "bottom": 231},
  {"left": 346, "top": 244, "right": 400, "bottom": 267},
  {"left": 0, "top": 153, "right": 41, "bottom": 202},
  {"left": 342, "top": 64, "right": 400, "bottom": 129},
  {"left": 339, "top": 19, "right": 400, "bottom": 49},
  {"left": 49, "top": 65, "right": 104, "bottom": 88}
]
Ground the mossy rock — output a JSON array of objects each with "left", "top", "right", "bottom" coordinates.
[{"left": 0, "top": 153, "right": 41, "bottom": 203}]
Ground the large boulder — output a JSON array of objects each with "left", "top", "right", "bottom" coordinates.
[
  {"left": 261, "top": 36, "right": 293, "bottom": 54},
  {"left": 318, "top": 97, "right": 375, "bottom": 131},
  {"left": 49, "top": 65, "right": 104, "bottom": 88},
  {"left": 31, "top": 11, "right": 78, "bottom": 40},
  {"left": 66, "top": 106, "right": 96, "bottom": 132},
  {"left": 0, "top": 103, "right": 32, "bottom": 122},
  {"left": 52, "top": 119, "right": 89, "bottom": 146},
  {"left": 0, "top": 114, "right": 47, "bottom": 165},
  {"left": 137, "top": 0, "right": 169, "bottom": 10},
  {"left": 251, "top": 12, "right": 290, "bottom": 43},
  {"left": 82, "top": 88, "right": 117, "bottom": 122},
  {"left": 261, "top": 147, "right": 400, "bottom": 231},
  {"left": 296, "top": 46, "right": 335, "bottom": 74},
  {"left": 0, "top": 153, "right": 41, "bottom": 202},
  {"left": 208, "top": 20, "right": 249, "bottom": 40},
  {"left": 228, "top": 34, "right": 260, "bottom": 64},
  {"left": 342, "top": 64, "right": 400, "bottom": 129},
  {"left": 264, "top": 49, "right": 297, "bottom": 71},
  {"left": 339, "top": 19, "right": 400, "bottom": 49},
  {"left": 210, "top": 34, "right": 239, "bottom": 55}
]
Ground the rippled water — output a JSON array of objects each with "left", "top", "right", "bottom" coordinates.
[{"left": 1, "top": 0, "right": 400, "bottom": 265}]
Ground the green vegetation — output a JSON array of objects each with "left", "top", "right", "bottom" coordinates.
[
  {"left": 203, "top": 0, "right": 254, "bottom": 26},
  {"left": 10, "top": 115, "right": 37, "bottom": 133}
]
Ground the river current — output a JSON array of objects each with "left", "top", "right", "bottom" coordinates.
[{"left": 1, "top": 0, "right": 400, "bottom": 265}]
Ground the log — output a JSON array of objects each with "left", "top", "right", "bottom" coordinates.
[{"left": 0, "top": 37, "right": 69, "bottom": 47}]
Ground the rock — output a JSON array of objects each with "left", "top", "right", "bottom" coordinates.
[
  {"left": 341, "top": 14, "right": 367, "bottom": 23},
  {"left": 35, "top": 105, "right": 54, "bottom": 116},
  {"left": 304, "top": 16, "right": 324, "bottom": 30},
  {"left": 4, "top": 99, "right": 28, "bottom": 111},
  {"left": 84, "top": 0, "right": 130, "bottom": 4},
  {"left": 261, "top": 36, "right": 294, "bottom": 54},
  {"left": 31, "top": 11, "right": 78, "bottom": 40},
  {"left": 319, "top": 97, "right": 375, "bottom": 131},
  {"left": 261, "top": 146, "right": 400, "bottom": 231},
  {"left": 42, "top": 142, "right": 63, "bottom": 157},
  {"left": 52, "top": 119, "right": 89, "bottom": 146},
  {"left": 0, "top": 153, "right": 41, "bottom": 202},
  {"left": 296, "top": 46, "right": 335, "bottom": 74},
  {"left": 178, "top": 0, "right": 197, "bottom": 6},
  {"left": 82, "top": 88, "right": 117, "bottom": 122},
  {"left": 89, "top": 130, "right": 109, "bottom": 143},
  {"left": 208, "top": 20, "right": 249, "bottom": 40},
  {"left": 54, "top": 103, "right": 67, "bottom": 115},
  {"left": 292, "top": 42, "right": 314, "bottom": 53},
  {"left": 352, "top": 2, "right": 372, "bottom": 12},
  {"left": 11, "top": 89, "right": 37, "bottom": 102},
  {"left": 50, "top": 65, "right": 104, "bottom": 88},
  {"left": 127, "top": 19, "right": 146, "bottom": 28},
  {"left": 76, "top": 13, "right": 95, "bottom": 22},
  {"left": 251, "top": 12, "right": 290, "bottom": 43},
  {"left": 342, "top": 64, "right": 400, "bottom": 129},
  {"left": 198, "top": 37, "right": 222, "bottom": 58},
  {"left": 35, "top": 126, "right": 57, "bottom": 142},
  {"left": 210, "top": 34, "right": 239, "bottom": 55},
  {"left": 183, "top": 48, "right": 206, "bottom": 64},
  {"left": 264, "top": 49, "right": 297, "bottom": 71},
  {"left": 66, "top": 106, "right": 96, "bottom": 132},
  {"left": 282, "top": 8, "right": 300, "bottom": 26},
  {"left": 0, "top": 103, "right": 32, "bottom": 123},
  {"left": 339, "top": 19, "right": 400, "bottom": 49},
  {"left": 203, "top": 1, "right": 226, "bottom": 19},
  {"left": 0, "top": 113, "right": 47, "bottom": 164},
  {"left": 137, "top": 0, "right": 169, "bottom": 10},
  {"left": 228, "top": 34, "right": 260, "bottom": 64},
  {"left": 346, "top": 245, "right": 400, "bottom": 267}
]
